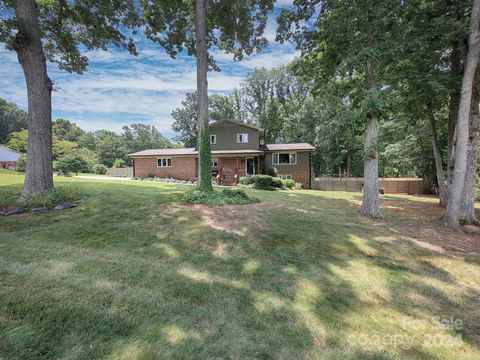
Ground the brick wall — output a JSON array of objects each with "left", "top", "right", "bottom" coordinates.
[
  {"left": 219, "top": 157, "right": 245, "bottom": 185},
  {"left": 133, "top": 156, "right": 197, "bottom": 180},
  {"left": 288, "top": 171, "right": 310, "bottom": 189}
]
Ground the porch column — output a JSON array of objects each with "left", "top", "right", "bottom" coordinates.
[
  {"left": 235, "top": 157, "right": 239, "bottom": 185},
  {"left": 218, "top": 157, "right": 223, "bottom": 184}
]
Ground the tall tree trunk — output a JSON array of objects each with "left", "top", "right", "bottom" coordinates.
[
  {"left": 346, "top": 153, "right": 352, "bottom": 177},
  {"left": 443, "top": 0, "right": 480, "bottom": 229},
  {"left": 361, "top": 32, "right": 384, "bottom": 219},
  {"left": 459, "top": 72, "right": 480, "bottom": 224},
  {"left": 447, "top": 47, "right": 462, "bottom": 186},
  {"left": 427, "top": 101, "right": 448, "bottom": 207},
  {"left": 195, "top": 0, "right": 212, "bottom": 191},
  {"left": 13, "top": 0, "right": 53, "bottom": 197}
]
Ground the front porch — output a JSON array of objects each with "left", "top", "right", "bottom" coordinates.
[{"left": 212, "top": 155, "right": 261, "bottom": 185}]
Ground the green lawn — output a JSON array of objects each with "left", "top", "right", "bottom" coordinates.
[{"left": 0, "top": 171, "right": 479, "bottom": 359}]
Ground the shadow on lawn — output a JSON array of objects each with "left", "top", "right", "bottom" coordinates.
[{"left": 1, "top": 185, "right": 479, "bottom": 358}]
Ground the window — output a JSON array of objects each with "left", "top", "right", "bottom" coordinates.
[
  {"left": 210, "top": 134, "right": 216, "bottom": 144},
  {"left": 157, "top": 158, "right": 172, "bottom": 167},
  {"left": 237, "top": 133, "right": 248, "bottom": 143},
  {"left": 211, "top": 157, "right": 218, "bottom": 167},
  {"left": 278, "top": 174, "right": 292, "bottom": 180},
  {"left": 272, "top": 152, "right": 297, "bottom": 165}
]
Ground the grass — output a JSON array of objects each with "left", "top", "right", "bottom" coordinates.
[{"left": 0, "top": 172, "right": 479, "bottom": 359}]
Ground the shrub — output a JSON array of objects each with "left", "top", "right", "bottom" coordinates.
[
  {"left": 93, "top": 163, "right": 107, "bottom": 174},
  {"left": 239, "top": 176, "right": 253, "bottom": 185},
  {"left": 264, "top": 166, "right": 277, "bottom": 177},
  {"left": 251, "top": 175, "right": 283, "bottom": 190},
  {"left": 112, "top": 158, "right": 125, "bottom": 168},
  {"left": 183, "top": 188, "right": 258, "bottom": 206},
  {"left": 54, "top": 154, "right": 88, "bottom": 175},
  {"left": 271, "top": 177, "right": 284, "bottom": 188},
  {"left": 294, "top": 182, "right": 304, "bottom": 190},
  {"left": 16, "top": 155, "right": 27, "bottom": 172},
  {"left": 283, "top": 179, "right": 295, "bottom": 189}
]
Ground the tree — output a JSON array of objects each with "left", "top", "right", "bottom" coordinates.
[
  {"left": 0, "top": 98, "right": 27, "bottom": 143},
  {"left": 77, "top": 132, "right": 96, "bottom": 151},
  {"left": 142, "top": 0, "right": 275, "bottom": 190},
  {"left": 54, "top": 154, "right": 88, "bottom": 175},
  {"left": 7, "top": 129, "right": 29, "bottom": 153},
  {"left": 0, "top": 0, "right": 140, "bottom": 197},
  {"left": 122, "top": 123, "right": 172, "bottom": 153},
  {"left": 278, "top": 0, "right": 401, "bottom": 218},
  {"left": 171, "top": 92, "right": 240, "bottom": 147},
  {"left": 53, "top": 119, "right": 85, "bottom": 142},
  {"left": 443, "top": 0, "right": 480, "bottom": 229},
  {"left": 94, "top": 130, "right": 126, "bottom": 167},
  {"left": 460, "top": 73, "right": 480, "bottom": 223}
]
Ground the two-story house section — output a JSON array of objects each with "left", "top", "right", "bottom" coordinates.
[{"left": 129, "top": 119, "right": 314, "bottom": 188}]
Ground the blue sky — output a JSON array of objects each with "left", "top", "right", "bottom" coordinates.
[{"left": 0, "top": 1, "right": 298, "bottom": 139}]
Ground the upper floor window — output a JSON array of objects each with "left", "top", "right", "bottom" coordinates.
[
  {"left": 237, "top": 133, "right": 248, "bottom": 143},
  {"left": 157, "top": 158, "right": 172, "bottom": 167},
  {"left": 210, "top": 134, "right": 216, "bottom": 144},
  {"left": 273, "top": 153, "right": 296, "bottom": 165}
]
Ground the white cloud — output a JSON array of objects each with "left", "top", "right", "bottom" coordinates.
[{"left": 0, "top": 26, "right": 298, "bottom": 134}]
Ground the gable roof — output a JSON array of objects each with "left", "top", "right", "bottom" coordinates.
[
  {"left": 209, "top": 119, "right": 263, "bottom": 132},
  {"left": 262, "top": 143, "right": 315, "bottom": 151},
  {"left": 0, "top": 146, "right": 22, "bottom": 161}
]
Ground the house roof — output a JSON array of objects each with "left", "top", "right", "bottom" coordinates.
[
  {"left": 212, "top": 149, "right": 263, "bottom": 155},
  {"left": 0, "top": 146, "right": 22, "bottom": 161},
  {"left": 192, "top": 119, "right": 265, "bottom": 135},
  {"left": 129, "top": 148, "right": 265, "bottom": 157},
  {"left": 262, "top": 143, "right": 315, "bottom": 151},
  {"left": 129, "top": 143, "right": 315, "bottom": 157},
  {"left": 129, "top": 148, "right": 197, "bottom": 157}
]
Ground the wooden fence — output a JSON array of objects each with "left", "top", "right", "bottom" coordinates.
[
  {"left": 106, "top": 167, "right": 133, "bottom": 177},
  {"left": 311, "top": 177, "right": 432, "bottom": 194}
]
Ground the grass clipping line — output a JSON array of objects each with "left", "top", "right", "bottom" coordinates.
[{"left": 183, "top": 188, "right": 259, "bottom": 206}]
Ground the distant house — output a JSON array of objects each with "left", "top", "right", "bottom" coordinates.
[
  {"left": 129, "top": 119, "right": 314, "bottom": 188},
  {"left": 0, "top": 146, "right": 22, "bottom": 170}
]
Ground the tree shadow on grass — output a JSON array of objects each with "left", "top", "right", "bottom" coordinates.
[{"left": 1, "top": 186, "right": 479, "bottom": 358}]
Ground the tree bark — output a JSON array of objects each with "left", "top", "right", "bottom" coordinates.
[
  {"left": 427, "top": 101, "right": 448, "bottom": 207},
  {"left": 459, "top": 71, "right": 479, "bottom": 224},
  {"left": 443, "top": 0, "right": 480, "bottom": 229},
  {"left": 447, "top": 47, "right": 462, "bottom": 186},
  {"left": 13, "top": 0, "right": 54, "bottom": 197},
  {"left": 361, "top": 32, "right": 384, "bottom": 219},
  {"left": 195, "top": 0, "right": 210, "bottom": 190},
  {"left": 346, "top": 153, "right": 352, "bottom": 177}
]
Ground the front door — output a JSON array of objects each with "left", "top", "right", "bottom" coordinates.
[{"left": 246, "top": 157, "right": 256, "bottom": 176}]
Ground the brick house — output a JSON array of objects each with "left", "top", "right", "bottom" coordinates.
[
  {"left": 129, "top": 119, "right": 314, "bottom": 188},
  {"left": 0, "top": 146, "right": 22, "bottom": 170}
]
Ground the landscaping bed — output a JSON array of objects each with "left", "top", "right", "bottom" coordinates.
[{"left": 0, "top": 184, "right": 86, "bottom": 216}]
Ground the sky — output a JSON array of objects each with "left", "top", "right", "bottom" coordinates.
[{"left": 0, "top": 2, "right": 298, "bottom": 139}]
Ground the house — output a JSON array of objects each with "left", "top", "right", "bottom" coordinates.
[
  {"left": 0, "top": 146, "right": 22, "bottom": 170},
  {"left": 129, "top": 119, "right": 315, "bottom": 188}
]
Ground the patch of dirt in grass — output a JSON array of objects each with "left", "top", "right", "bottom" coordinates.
[
  {"left": 382, "top": 200, "right": 480, "bottom": 254},
  {"left": 193, "top": 203, "right": 268, "bottom": 236}
]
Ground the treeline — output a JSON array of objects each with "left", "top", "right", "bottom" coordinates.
[
  {"left": 171, "top": 64, "right": 438, "bottom": 179},
  {"left": 0, "top": 98, "right": 174, "bottom": 174}
]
